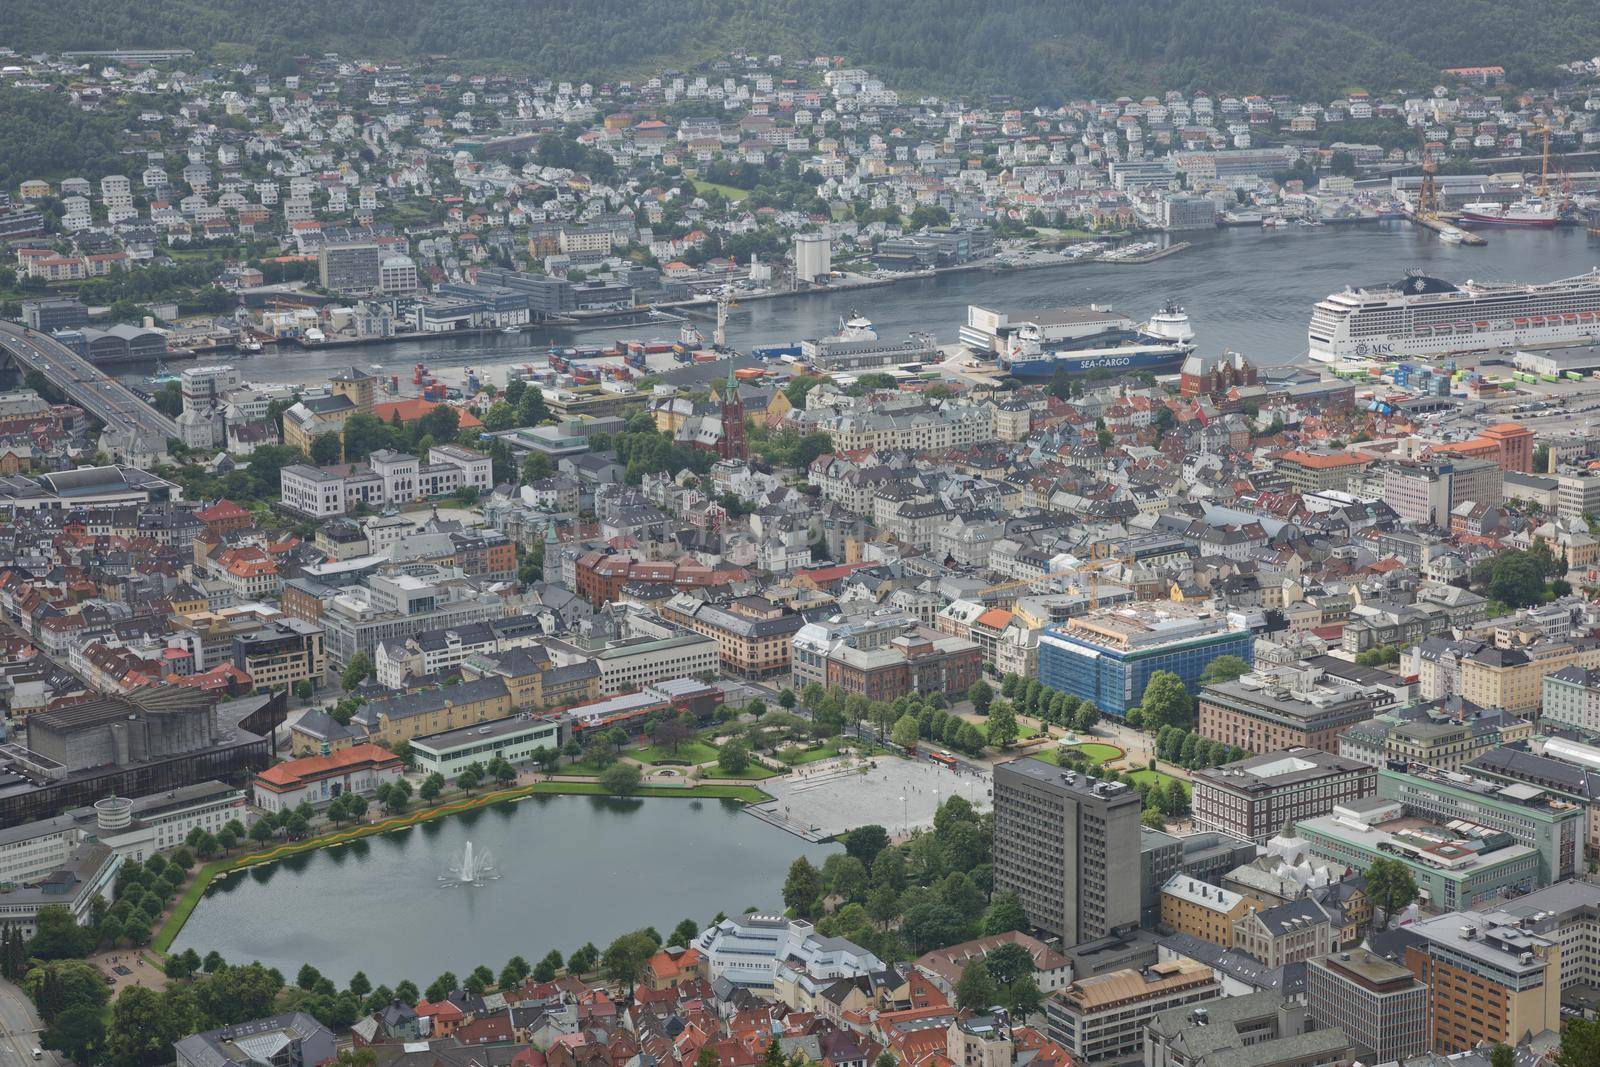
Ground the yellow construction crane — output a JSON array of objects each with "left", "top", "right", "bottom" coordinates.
[{"left": 1416, "top": 126, "right": 1439, "bottom": 217}]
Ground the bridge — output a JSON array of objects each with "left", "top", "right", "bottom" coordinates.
[{"left": 0, "top": 319, "right": 176, "bottom": 462}]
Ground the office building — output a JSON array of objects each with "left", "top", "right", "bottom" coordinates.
[
  {"left": 1159, "top": 195, "right": 1218, "bottom": 232},
  {"left": 21, "top": 297, "right": 88, "bottom": 332},
  {"left": 1542, "top": 665, "right": 1600, "bottom": 735},
  {"left": 1484, "top": 880, "right": 1600, "bottom": 992},
  {"left": 1197, "top": 674, "right": 1381, "bottom": 755},
  {"left": 1192, "top": 748, "right": 1376, "bottom": 845},
  {"left": 1045, "top": 960, "right": 1220, "bottom": 1063},
  {"left": 1231, "top": 898, "right": 1336, "bottom": 966},
  {"left": 1378, "top": 766, "right": 1584, "bottom": 885},
  {"left": 993, "top": 758, "right": 1142, "bottom": 944},
  {"left": 318, "top": 241, "right": 384, "bottom": 292},
  {"left": 1039, "top": 604, "right": 1254, "bottom": 718},
  {"left": 1141, "top": 829, "right": 1260, "bottom": 921},
  {"left": 1404, "top": 911, "right": 1561, "bottom": 1053},
  {"left": 1145, "top": 992, "right": 1353, "bottom": 1067},
  {"left": 409, "top": 714, "right": 563, "bottom": 779},
  {"left": 1305, "top": 952, "right": 1430, "bottom": 1064},
  {"left": 1296, "top": 798, "right": 1542, "bottom": 910}
]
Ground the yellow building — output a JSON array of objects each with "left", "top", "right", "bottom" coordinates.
[
  {"left": 1159, "top": 876, "right": 1256, "bottom": 947},
  {"left": 361, "top": 676, "right": 514, "bottom": 745},
  {"left": 1460, "top": 641, "right": 1600, "bottom": 714}
]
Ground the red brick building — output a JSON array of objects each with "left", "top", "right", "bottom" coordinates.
[
  {"left": 825, "top": 630, "right": 983, "bottom": 702},
  {"left": 1180, "top": 351, "right": 1258, "bottom": 398}
]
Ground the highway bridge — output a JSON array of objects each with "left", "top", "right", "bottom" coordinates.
[{"left": 0, "top": 319, "right": 176, "bottom": 462}]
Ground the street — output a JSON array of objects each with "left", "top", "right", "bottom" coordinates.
[
  {"left": 0, "top": 977, "right": 56, "bottom": 1067},
  {"left": 0, "top": 320, "right": 177, "bottom": 445}
]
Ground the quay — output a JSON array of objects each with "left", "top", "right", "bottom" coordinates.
[{"left": 1403, "top": 208, "right": 1487, "bottom": 245}]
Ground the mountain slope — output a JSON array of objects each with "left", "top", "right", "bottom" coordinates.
[{"left": 6, "top": 0, "right": 1595, "bottom": 100}]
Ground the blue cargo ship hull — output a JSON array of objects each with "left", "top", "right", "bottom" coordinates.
[{"left": 1003, "top": 345, "right": 1190, "bottom": 380}]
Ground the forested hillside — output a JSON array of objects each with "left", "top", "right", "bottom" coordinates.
[{"left": 7, "top": 0, "right": 1597, "bottom": 100}]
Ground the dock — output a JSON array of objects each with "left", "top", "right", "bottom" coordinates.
[{"left": 1403, "top": 209, "right": 1487, "bottom": 245}]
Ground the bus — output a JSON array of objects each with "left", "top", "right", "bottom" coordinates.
[{"left": 928, "top": 750, "right": 958, "bottom": 768}]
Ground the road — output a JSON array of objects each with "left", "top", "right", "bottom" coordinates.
[
  {"left": 0, "top": 977, "right": 55, "bottom": 1067},
  {"left": 0, "top": 320, "right": 177, "bottom": 448}
]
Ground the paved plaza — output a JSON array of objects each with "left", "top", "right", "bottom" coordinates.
[{"left": 748, "top": 755, "right": 991, "bottom": 841}]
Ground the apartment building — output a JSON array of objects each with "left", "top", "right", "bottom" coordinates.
[
  {"left": 660, "top": 594, "right": 804, "bottom": 680},
  {"left": 1146, "top": 993, "right": 1354, "bottom": 1067},
  {"left": 993, "top": 758, "right": 1142, "bottom": 944},
  {"left": 1160, "top": 876, "right": 1254, "bottom": 947}
]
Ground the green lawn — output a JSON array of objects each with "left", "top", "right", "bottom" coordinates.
[
  {"left": 691, "top": 179, "right": 749, "bottom": 202},
  {"left": 521, "top": 781, "right": 772, "bottom": 802},
  {"left": 1127, "top": 768, "right": 1190, "bottom": 795},
  {"left": 1030, "top": 741, "right": 1125, "bottom": 766},
  {"left": 782, "top": 740, "right": 846, "bottom": 765},
  {"left": 633, "top": 739, "right": 721, "bottom": 766}
]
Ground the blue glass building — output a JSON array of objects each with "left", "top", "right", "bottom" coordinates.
[{"left": 1037, "top": 608, "right": 1254, "bottom": 717}]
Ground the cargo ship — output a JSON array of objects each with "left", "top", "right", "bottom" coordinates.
[
  {"left": 1457, "top": 197, "right": 1558, "bottom": 228},
  {"left": 1308, "top": 268, "right": 1600, "bottom": 364},
  {"left": 967, "top": 302, "right": 1196, "bottom": 380}
]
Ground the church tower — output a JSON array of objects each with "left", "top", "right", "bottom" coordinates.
[{"left": 719, "top": 362, "right": 746, "bottom": 461}]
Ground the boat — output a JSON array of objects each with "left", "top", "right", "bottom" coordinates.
[
  {"left": 1438, "top": 229, "right": 1466, "bottom": 244},
  {"left": 502, "top": 324, "right": 525, "bottom": 334},
  {"left": 993, "top": 304, "right": 1196, "bottom": 381},
  {"left": 144, "top": 359, "right": 180, "bottom": 386},
  {"left": 1309, "top": 268, "right": 1600, "bottom": 363},
  {"left": 238, "top": 337, "right": 263, "bottom": 353},
  {"left": 833, "top": 312, "right": 879, "bottom": 343},
  {"left": 1457, "top": 197, "right": 1557, "bottom": 228}
]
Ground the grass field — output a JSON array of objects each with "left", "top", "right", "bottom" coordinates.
[
  {"left": 782, "top": 740, "right": 845, "bottom": 765},
  {"left": 691, "top": 179, "right": 749, "bottom": 202},
  {"left": 1127, "top": 768, "right": 1189, "bottom": 795},
  {"left": 1030, "top": 741, "right": 1125, "bottom": 766},
  {"left": 633, "top": 739, "right": 721, "bottom": 766}
]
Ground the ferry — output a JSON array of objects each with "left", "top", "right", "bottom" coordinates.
[
  {"left": 1309, "top": 268, "right": 1600, "bottom": 364},
  {"left": 800, "top": 311, "right": 937, "bottom": 371},
  {"left": 144, "top": 360, "right": 180, "bottom": 387},
  {"left": 991, "top": 302, "right": 1196, "bottom": 381}
]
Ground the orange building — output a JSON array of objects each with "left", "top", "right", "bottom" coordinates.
[{"left": 1428, "top": 422, "right": 1534, "bottom": 474}]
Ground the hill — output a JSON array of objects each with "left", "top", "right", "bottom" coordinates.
[{"left": 6, "top": 0, "right": 1597, "bottom": 101}]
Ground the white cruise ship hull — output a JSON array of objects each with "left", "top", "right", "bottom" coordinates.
[{"left": 1308, "top": 269, "right": 1600, "bottom": 364}]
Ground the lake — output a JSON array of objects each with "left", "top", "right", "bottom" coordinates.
[{"left": 168, "top": 794, "right": 836, "bottom": 986}]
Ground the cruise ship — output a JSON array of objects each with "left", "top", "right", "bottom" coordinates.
[
  {"left": 1308, "top": 269, "right": 1600, "bottom": 364},
  {"left": 963, "top": 302, "right": 1196, "bottom": 381}
]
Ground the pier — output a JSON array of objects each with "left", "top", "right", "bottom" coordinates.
[{"left": 1403, "top": 208, "right": 1487, "bottom": 245}]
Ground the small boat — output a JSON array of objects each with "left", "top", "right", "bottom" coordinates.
[
  {"left": 502, "top": 325, "right": 525, "bottom": 334},
  {"left": 144, "top": 359, "right": 180, "bottom": 386},
  {"left": 238, "top": 337, "right": 263, "bottom": 353},
  {"left": 1438, "top": 229, "right": 1465, "bottom": 245}
]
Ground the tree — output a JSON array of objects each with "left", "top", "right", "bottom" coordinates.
[
  {"left": 425, "top": 973, "right": 458, "bottom": 1004},
  {"left": 27, "top": 906, "right": 91, "bottom": 960},
  {"left": 784, "top": 857, "right": 824, "bottom": 918},
  {"left": 1490, "top": 1045, "right": 1515, "bottom": 1067},
  {"left": 502, "top": 955, "right": 534, "bottom": 987},
  {"left": 521, "top": 452, "right": 553, "bottom": 483},
  {"left": 1005, "top": 972, "right": 1044, "bottom": 1017},
  {"left": 1199, "top": 655, "right": 1250, "bottom": 685},
  {"left": 777, "top": 689, "right": 796, "bottom": 710},
  {"left": 44, "top": 1002, "right": 105, "bottom": 1063},
  {"left": 1139, "top": 670, "right": 1194, "bottom": 730},
  {"left": 823, "top": 854, "right": 870, "bottom": 903},
  {"left": 601, "top": 931, "right": 655, "bottom": 994},
  {"left": 717, "top": 739, "right": 751, "bottom": 775},
  {"left": 981, "top": 891, "right": 1027, "bottom": 936},
  {"left": 248, "top": 820, "right": 275, "bottom": 846},
  {"left": 457, "top": 763, "right": 484, "bottom": 794},
  {"left": 1557, "top": 1018, "right": 1600, "bottom": 1067},
  {"left": 669, "top": 919, "right": 700, "bottom": 948},
  {"left": 983, "top": 942, "right": 1035, "bottom": 987},
  {"left": 419, "top": 772, "right": 445, "bottom": 803},
  {"left": 967, "top": 682, "right": 992, "bottom": 715},
  {"left": 600, "top": 761, "right": 643, "bottom": 795},
  {"left": 985, "top": 704, "right": 1019, "bottom": 749},
  {"left": 1073, "top": 704, "right": 1100, "bottom": 734},
  {"left": 891, "top": 713, "right": 920, "bottom": 750},
  {"left": 293, "top": 680, "right": 314, "bottom": 701},
  {"left": 1366, "top": 858, "right": 1419, "bottom": 926},
  {"left": 341, "top": 651, "right": 374, "bottom": 691},
  {"left": 954, "top": 959, "right": 999, "bottom": 1011},
  {"left": 844, "top": 825, "right": 890, "bottom": 867},
  {"left": 1142, "top": 807, "right": 1167, "bottom": 829},
  {"left": 569, "top": 943, "right": 599, "bottom": 975},
  {"left": 310, "top": 433, "right": 343, "bottom": 465}
]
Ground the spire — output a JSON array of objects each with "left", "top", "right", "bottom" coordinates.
[{"left": 726, "top": 359, "right": 737, "bottom": 393}]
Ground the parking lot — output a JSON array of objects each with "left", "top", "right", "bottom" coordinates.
[{"left": 748, "top": 754, "right": 991, "bottom": 841}]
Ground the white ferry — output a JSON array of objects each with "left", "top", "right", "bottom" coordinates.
[{"left": 1308, "top": 268, "right": 1600, "bottom": 364}]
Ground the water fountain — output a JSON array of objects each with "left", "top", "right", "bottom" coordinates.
[{"left": 440, "top": 840, "right": 498, "bottom": 886}]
